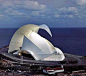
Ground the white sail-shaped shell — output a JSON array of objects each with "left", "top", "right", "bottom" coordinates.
[
  {"left": 28, "top": 32, "right": 55, "bottom": 54},
  {"left": 40, "top": 24, "right": 52, "bottom": 37},
  {"left": 8, "top": 24, "right": 65, "bottom": 61},
  {"left": 22, "top": 36, "right": 65, "bottom": 61},
  {"left": 44, "top": 47, "right": 65, "bottom": 61},
  {"left": 22, "top": 36, "right": 51, "bottom": 60},
  {"left": 8, "top": 24, "right": 52, "bottom": 53}
]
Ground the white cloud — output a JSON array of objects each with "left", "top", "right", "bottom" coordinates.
[
  {"left": 54, "top": 14, "right": 60, "bottom": 18},
  {"left": 31, "top": 10, "right": 46, "bottom": 17},
  {"left": 74, "top": 0, "right": 86, "bottom": 5},
  {"left": 0, "top": 0, "right": 46, "bottom": 16},
  {"left": 64, "top": 15, "right": 74, "bottom": 18},
  {"left": 0, "top": 14, "right": 3, "bottom": 17},
  {"left": 1, "top": 1, "right": 14, "bottom": 8},
  {"left": 54, "top": 7, "right": 78, "bottom": 19},
  {"left": 31, "top": 11, "right": 40, "bottom": 16},
  {"left": 59, "top": 7, "right": 78, "bottom": 14},
  {"left": 4, "top": 8, "right": 22, "bottom": 16},
  {"left": 1, "top": 0, "right": 46, "bottom": 11},
  {"left": 15, "top": 1, "right": 46, "bottom": 10},
  {"left": 55, "top": 14, "right": 74, "bottom": 18}
]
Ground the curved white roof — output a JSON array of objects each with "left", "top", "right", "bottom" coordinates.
[{"left": 8, "top": 24, "right": 65, "bottom": 61}]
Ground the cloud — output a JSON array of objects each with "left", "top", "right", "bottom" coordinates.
[
  {"left": 55, "top": 14, "right": 74, "bottom": 18},
  {"left": 0, "top": 14, "right": 3, "bottom": 17},
  {"left": 54, "top": 14, "right": 60, "bottom": 18},
  {"left": 54, "top": 7, "right": 78, "bottom": 19},
  {"left": 59, "top": 7, "right": 78, "bottom": 14},
  {"left": 22, "top": 1, "right": 46, "bottom": 10},
  {"left": 63, "top": 15, "right": 74, "bottom": 18},
  {"left": 4, "top": 8, "right": 22, "bottom": 16},
  {"left": 1, "top": 0, "right": 46, "bottom": 11},
  {"left": 0, "top": 0, "right": 46, "bottom": 17},
  {"left": 31, "top": 11, "right": 40, "bottom": 16},
  {"left": 73, "top": 0, "right": 86, "bottom": 5},
  {"left": 1, "top": 1, "right": 14, "bottom": 8}
]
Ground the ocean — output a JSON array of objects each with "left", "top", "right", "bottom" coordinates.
[{"left": 0, "top": 28, "right": 86, "bottom": 56}]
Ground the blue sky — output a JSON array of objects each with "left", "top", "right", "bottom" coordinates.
[{"left": 0, "top": 0, "right": 86, "bottom": 28}]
